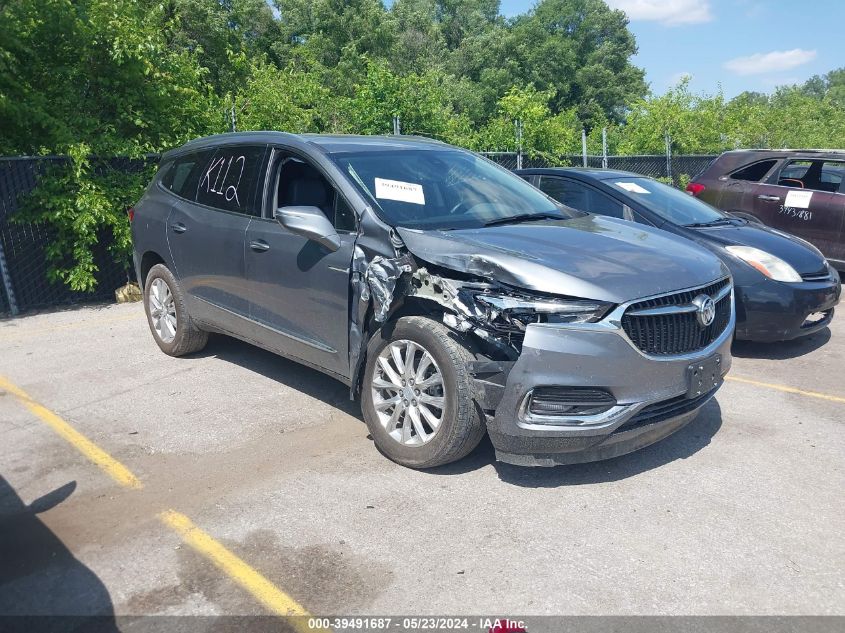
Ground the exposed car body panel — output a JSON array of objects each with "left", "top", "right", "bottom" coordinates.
[
  {"left": 688, "top": 149, "right": 845, "bottom": 270},
  {"left": 396, "top": 216, "right": 726, "bottom": 304},
  {"left": 518, "top": 167, "right": 841, "bottom": 342},
  {"left": 489, "top": 310, "right": 734, "bottom": 465},
  {"left": 682, "top": 223, "right": 827, "bottom": 274},
  {"left": 133, "top": 134, "right": 736, "bottom": 467}
]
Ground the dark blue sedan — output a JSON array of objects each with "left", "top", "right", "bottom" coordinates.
[{"left": 517, "top": 168, "right": 842, "bottom": 342}]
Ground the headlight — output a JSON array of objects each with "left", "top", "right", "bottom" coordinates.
[
  {"left": 473, "top": 292, "right": 613, "bottom": 332},
  {"left": 725, "top": 245, "right": 802, "bottom": 282}
]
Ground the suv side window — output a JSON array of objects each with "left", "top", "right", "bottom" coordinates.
[
  {"left": 730, "top": 159, "right": 778, "bottom": 182},
  {"left": 539, "top": 175, "right": 588, "bottom": 209},
  {"left": 196, "top": 145, "right": 267, "bottom": 216},
  {"left": 273, "top": 154, "right": 357, "bottom": 232},
  {"left": 162, "top": 150, "right": 213, "bottom": 200},
  {"left": 821, "top": 160, "right": 845, "bottom": 192},
  {"left": 538, "top": 176, "right": 624, "bottom": 218},
  {"left": 778, "top": 159, "right": 845, "bottom": 193}
]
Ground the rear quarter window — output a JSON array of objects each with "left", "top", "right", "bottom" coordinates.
[
  {"left": 162, "top": 150, "right": 214, "bottom": 200},
  {"left": 729, "top": 159, "right": 778, "bottom": 182}
]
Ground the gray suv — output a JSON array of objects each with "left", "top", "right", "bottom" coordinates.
[{"left": 131, "top": 133, "right": 734, "bottom": 468}]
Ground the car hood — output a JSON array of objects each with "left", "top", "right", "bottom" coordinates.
[
  {"left": 686, "top": 222, "right": 828, "bottom": 275},
  {"left": 396, "top": 215, "right": 728, "bottom": 304}
]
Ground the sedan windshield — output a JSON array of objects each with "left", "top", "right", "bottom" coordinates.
[
  {"left": 606, "top": 177, "right": 730, "bottom": 227},
  {"left": 333, "top": 148, "right": 580, "bottom": 230}
]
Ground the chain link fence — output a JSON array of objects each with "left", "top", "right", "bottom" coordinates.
[
  {"left": 0, "top": 150, "right": 719, "bottom": 317},
  {"left": 0, "top": 156, "right": 153, "bottom": 316}
]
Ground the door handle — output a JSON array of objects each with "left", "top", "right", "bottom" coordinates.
[
  {"left": 249, "top": 240, "right": 270, "bottom": 252},
  {"left": 170, "top": 222, "right": 187, "bottom": 233},
  {"left": 757, "top": 195, "right": 781, "bottom": 202}
]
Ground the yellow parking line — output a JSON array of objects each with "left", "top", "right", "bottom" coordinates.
[
  {"left": 0, "top": 375, "right": 143, "bottom": 489},
  {"left": 159, "top": 510, "right": 314, "bottom": 624},
  {"left": 1, "top": 374, "right": 315, "bottom": 622},
  {"left": 727, "top": 375, "right": 845, "bottom": 404}
]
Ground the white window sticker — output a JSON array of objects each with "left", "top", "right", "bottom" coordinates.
[
  {"left": 374, "top": 178, "right": 425, "bottom": 205},
  {"left": 784, "top": 190, "right": 813, "bottom": 209},
  {"left": 615, "top": 181, "right": 651, "bottom": 194}
]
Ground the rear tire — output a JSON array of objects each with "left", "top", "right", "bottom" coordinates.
[
  {"left": 143, "top": 263, "right": 208, "bottom": 357},
  {"left": 361, "top": 316, "right": 486, "bottom": 468}
]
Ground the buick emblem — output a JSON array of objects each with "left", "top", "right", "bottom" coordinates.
[{"left": 692, "top": 294, "right": 716, "bottom": 328}]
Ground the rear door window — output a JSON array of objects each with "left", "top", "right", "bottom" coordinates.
[
  {"left": 538, "top": 176, "right": 624, "bottom": 218},
  {"left": 539, "top": 176, "right": 588, "bottom": 209},
  {"left": 778, "top": 160, "right": 813, "bottom": 188},
  {"left": 778, "top": 159, "right": 844, "bottom": 193},
  {"left": 196, "top": 145, "right": 268, "bottom": 216}
]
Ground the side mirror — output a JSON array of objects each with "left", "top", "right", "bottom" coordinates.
[{"left": 275, "top": 206, "right": 341, "bottom": 252}]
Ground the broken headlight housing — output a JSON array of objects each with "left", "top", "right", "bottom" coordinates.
[{"left": 473, "top": 292, "right": 613, "bottom": 333}]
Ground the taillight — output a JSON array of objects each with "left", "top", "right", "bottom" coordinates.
[
  {"left": 127, "top": 207, "right": 135, "bottom": 222},
  {"left": 686, "top": 182, "right": 705, "bottom": 197}
]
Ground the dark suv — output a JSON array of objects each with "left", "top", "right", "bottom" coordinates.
[
  {"left": 688, "top": 150, "right": 845, "bottom": 270},
  {"left": 131, "top": 132, "right": 733, "bottom": 468}
]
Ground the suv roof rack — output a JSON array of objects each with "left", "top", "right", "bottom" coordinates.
[{"left": 739, "top": 148, "right": 845, "bottom": 154}]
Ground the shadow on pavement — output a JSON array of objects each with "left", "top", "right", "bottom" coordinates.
[
  {"left": 429, "top": 400, "right": 723, "bottom": 486},
  {"left": 0, "top": 476, "right": 118, "bottom": 631},
  {"left": 732, "top": 327, "right": 831, "bottom": 359},
  {"left": 190, "top": 335, "right": 721, "bottom": 486},
  {"left": 195, "top": 334, "right": 362, "bottom": 420}
]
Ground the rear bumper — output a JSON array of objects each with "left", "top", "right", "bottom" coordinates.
[
  {"left": 734, "top": 273, "right": 841, "bottom": 341},
  {"left": 487, "top": 302, "right": 734, "bottom": 467}
]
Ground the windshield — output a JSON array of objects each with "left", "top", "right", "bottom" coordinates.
[
  {"left": 606, "top": 177, "right": 728, "bottom": 226},
  {"left": 332, "top": 148, "right": 580, "bottom": 230}
]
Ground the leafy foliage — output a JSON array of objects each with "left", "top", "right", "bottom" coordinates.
[
  {"left": 15, "top": 145, "right": 154, "bottom": 291},
  {"left": 1, "top": 0, "right": 843, "bottom": 291}
]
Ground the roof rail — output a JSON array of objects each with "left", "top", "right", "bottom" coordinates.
[{"left": 737, "top": 148, "right": 845, "bottom": 154}]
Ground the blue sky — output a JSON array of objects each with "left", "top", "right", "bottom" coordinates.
[{"left": 496, "top": 0, "right": 845, "bottom": 97}]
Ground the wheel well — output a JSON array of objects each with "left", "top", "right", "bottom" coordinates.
[
  {"left": 350, "top": 299, "right": 444, "bottom": 399},
  {"left": 140, "top": 251, "right": 166, "bottom": 286}
]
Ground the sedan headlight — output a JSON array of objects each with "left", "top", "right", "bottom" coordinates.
[
  {"left": 725, "top": 245, "right": 802, "bottom": 282},
  {"left": 473, "top": 292, "right": 613, "bottom": 332}
]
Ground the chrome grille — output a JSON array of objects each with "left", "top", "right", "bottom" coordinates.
[{"left": 621, "top": 278, "right": 732, "bottom": 355}]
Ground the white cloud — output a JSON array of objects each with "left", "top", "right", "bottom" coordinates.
[
  {"left": 668, "top": 71, "right": 693, "bottom": 86},
  {"left": 605, "top": 0, "right": 713, "bottom": 26},
  {"left": 724, "top": 49, "right": 817, "bottom": 76}
]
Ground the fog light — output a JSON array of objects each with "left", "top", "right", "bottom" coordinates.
[
  {"left": 528, "top": 387, "right": 616, "bottom": 417},
  {"left": 803, "top": 311, "right": 829, "bottom": 326}
]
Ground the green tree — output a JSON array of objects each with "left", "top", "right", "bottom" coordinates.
[
  {"left": 473, "top": 85, "right": 580, "bottom": 157},
  {"left": 1, "top": 0, "right": 221, "bottom": 290},
  {"left": 801, "top": 67, "right": 845, "bottom": 106},
  {"left": 494, "top": 0, "right": 646, "bottom": 125},
  {"left": 271, "top": 0, "right": 396, "bottom": 96},
  {"left": 162, "top": 0, "right": 282, "bottom": 97},
  {"left": 236, "top": 60, "right": 336, "bottom": 132},
  {"left": 345, "top": 59, "right": 458, "bottom": 138}
]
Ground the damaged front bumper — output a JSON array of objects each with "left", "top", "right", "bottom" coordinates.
[
  {"left": 353, "top": 243, "right": 734, "bottom": 467},
  {"left": 484, "top": 305, "right": 734, "bottom": 467}
]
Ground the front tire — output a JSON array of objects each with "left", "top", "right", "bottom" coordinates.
[
  {"left": 361, "top": 316, "right": 486, "bottom": 468},
  {"left": 143, "top": 263, "right": 208, "bottom": 357}
]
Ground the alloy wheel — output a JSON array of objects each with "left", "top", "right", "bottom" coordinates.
[
  {"left": 148, "top": 278, "right": 177, "bottom": 344},
  {"left": 371, "top": 340, "right": 446, "bottom": 446}
]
